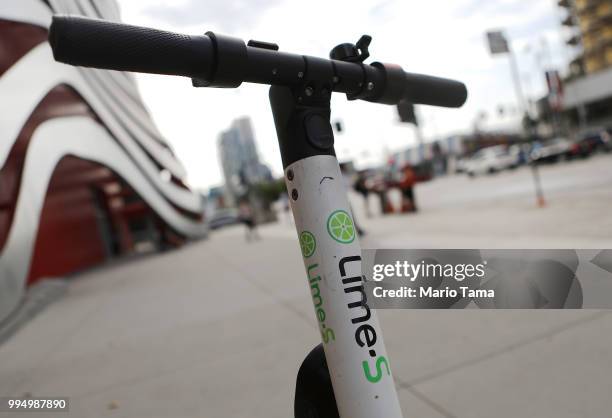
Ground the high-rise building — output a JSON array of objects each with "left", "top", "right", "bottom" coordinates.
[
  {"left": 217, "top": 117, "right": 272, "bottom": 204},
  {"left": 560, "top": 0, "right": 612, "bottom": 75},
  {"left": 557, "top": 0, "right": 612, "bottom": 128}
]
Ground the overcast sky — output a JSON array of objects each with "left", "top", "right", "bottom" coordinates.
[{"left": 117, "top": 0, "right": 572, "bottom": 191}]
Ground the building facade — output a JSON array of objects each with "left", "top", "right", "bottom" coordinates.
[
  {"left": 0, "top": 1, "right": 207, "bottom": 324},
  {"left": 561, "top": 0, "right": 612, "bottom": 75},
  {"left": 558, "top": 0, "right": 612, "bottom": 129}
]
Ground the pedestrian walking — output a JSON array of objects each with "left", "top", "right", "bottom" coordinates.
[
  {"left": 354, "top": 171, "right": 372, "bottom": 218},
  {"left": 340, "top": 164, "right": 365, "bottom": 236},
  {"left": 239, "top": 199, "right": 260, "bottom": 241},
  {"left": 398, "top": 164, "right": 418, "bottom": 213}
]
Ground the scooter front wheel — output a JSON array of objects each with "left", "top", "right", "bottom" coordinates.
[{"left": 294, "top": 343, "right": 339, "bottom": 418}]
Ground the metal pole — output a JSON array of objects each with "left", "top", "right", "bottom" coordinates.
[
  {"left": 415, "top": 124, "right": 425, "bottom": 162},
  {"left": 530, "top": 160, "right": 546, "bottom": 207},
  {"left": 508, "top": 46, "right": 527, "bottom": 116}
]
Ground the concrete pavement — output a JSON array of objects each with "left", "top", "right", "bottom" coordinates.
[{"left": 1, "top": 154, "right": 611, "bottom": 417}]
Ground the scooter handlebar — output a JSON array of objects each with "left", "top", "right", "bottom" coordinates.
[
  {"left": 403, "top": 72, "right": 467, "bottom": 108},
  {"left": 49, "top": 15, "right": 468, "bottom": 108},
  {"left": 49, "top": 15, "right": 214, "bottom": 78}
]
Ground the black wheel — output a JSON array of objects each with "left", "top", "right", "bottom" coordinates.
[{"left": 294, "top": 344, "right": 339, "bottom": 418}]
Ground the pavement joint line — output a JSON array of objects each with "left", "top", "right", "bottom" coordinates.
[
  {"left": 0, "top": 279, "right": 68, "bottom": 345},
  {"left": 66, "top": 330, "right": 302, "bottom": 400},
  {"left": 3, "top": 239, "right": 312, "bottom": 401},
  {"left": 3, "top": 271, "right": 143, "bottom": 397},
  {"left": 398, "top": 382, "right": 458, "bottom": 418},
  {"left": 207, "top": 244, "right": 316, "bottom": 330},
  {"left": 397, "top": 310, "right": 611, "bottom": 388},
  {"left": 24, "top": 251, "right": 310, "bottom": 399},
  {"left": 2, "top": 245, "right": 222, "bottom": 396}
]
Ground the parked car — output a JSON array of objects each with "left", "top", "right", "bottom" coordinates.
[
  {"left": 455, "top": 157, "right": 468, "bottom": 173},
  {"left": 208, "top": 208, "right": 240, "bottom": 230},
  {"left": 572, "top": 128, "right": 612, "bottom": 157},
  {"left": 567, "top": 137, "right": 593, "bottom": 159},
  {"left": 465, "top": 145, "right": 519, "bottom": 176},
  {"left": 605, "top": 128, "right": 612, "bottom": 152},
  {"left": 530, "top": 138, "right": 571, "bottom": 163}
]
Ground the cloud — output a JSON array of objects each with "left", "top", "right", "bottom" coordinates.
[
  {"left": 458, "top": 0, "right": 545, "bottom": 19},
  {"left": 144, "top": 0, "right": 283, "bottom": 31},
  {"left": 118, "top": 0, "right": 569, "bottom": 188}
]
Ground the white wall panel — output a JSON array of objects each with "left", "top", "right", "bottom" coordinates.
[{"left": 0, "top": 117, "right": 207, "bottom": 321}]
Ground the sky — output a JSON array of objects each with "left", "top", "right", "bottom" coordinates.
[{"left": 117, "top": 0, "right": 573, "bottom": 191}]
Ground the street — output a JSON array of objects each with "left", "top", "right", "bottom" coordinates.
[
  {"left": 358, "top": 153, "right": 612, "bottom": 248},
  {"left": 1, "top": 154, "right": 611, "bottom": 418}
]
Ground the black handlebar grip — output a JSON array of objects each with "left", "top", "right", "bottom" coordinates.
[
  {"left": 403, "top": 72, "right": 468, "bottom": 108},
  {"left": 49, "top": 15, "right": 214, "bottom": 78}
]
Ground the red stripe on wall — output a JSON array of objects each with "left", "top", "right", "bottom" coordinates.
[{"left": 0, "top": 19, "right": 48, "bottom": 76}]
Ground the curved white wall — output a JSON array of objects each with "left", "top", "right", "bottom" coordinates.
[{"left": 0, "top": 0, "right": 208, "bottom": 323}]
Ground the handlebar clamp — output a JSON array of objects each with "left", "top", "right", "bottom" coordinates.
[
  {"left": 192, "top": 32, "right": 247, "bottom": 88},
  {"left": 365, "top": 62, "right": 406, "bottom": 105}
]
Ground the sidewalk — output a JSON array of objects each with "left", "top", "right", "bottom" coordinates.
[{"left": 1, "top": 154, "right": 611, "bottom": 417}]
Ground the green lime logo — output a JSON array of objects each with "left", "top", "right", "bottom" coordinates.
[
  {"left": 327, "top": 210, "right": 355, "bottom": 244},
  {"left": 299, "top": 231, "right": 316, "bottom": 258}
]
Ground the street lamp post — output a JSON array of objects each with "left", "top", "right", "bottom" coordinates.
[
  {"left": 508, "top": 43, "right": 527, "bottom": 115},
  {"left": 486, "top": 30, "right": 547, "bottom": 208},
  {"left": 486, "top": 30, "right": 527, "bottom": 116}
]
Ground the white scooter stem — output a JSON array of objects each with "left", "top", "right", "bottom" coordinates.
[{"left": 285, "top": 154, "right": 403, "bottom": 418}]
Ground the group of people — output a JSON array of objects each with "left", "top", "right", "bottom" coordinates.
[
  {"left": 352, "top": 163, "right": 421, "bottom": 216},
  {"left": 237, "top": 163, "right": 421, "bottom": 242}
]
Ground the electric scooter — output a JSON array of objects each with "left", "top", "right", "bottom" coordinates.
[{"left": 48, "top": 16, "right": 468, "bottom": 418}]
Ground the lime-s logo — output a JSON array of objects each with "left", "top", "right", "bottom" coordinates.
[
  {"left": 362, "top": 356, "right": 390, "bottom": 383},
  {"left": 307, "top": 263, "right": 335, "bottom": 344},
  {"left": 327, "top": 210, "right": 355, "bottom": 244},
  {"left": 299, "top": 231, "right": 316, "bottom": 258}
]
